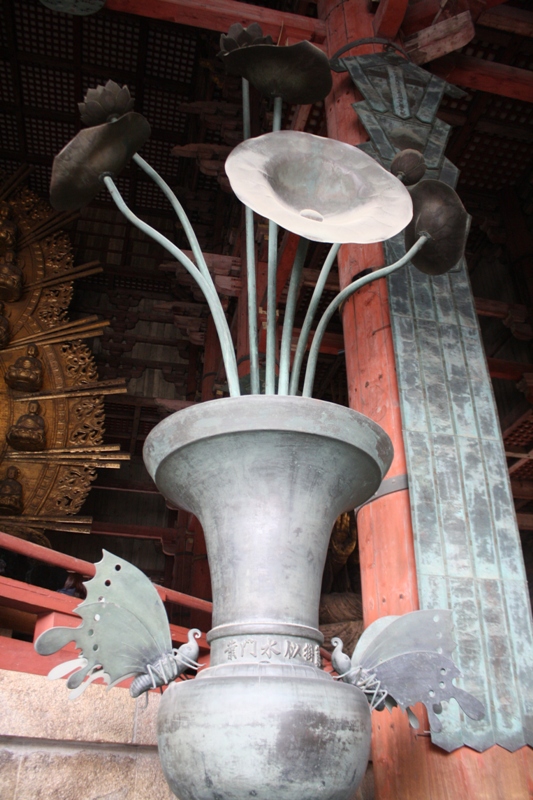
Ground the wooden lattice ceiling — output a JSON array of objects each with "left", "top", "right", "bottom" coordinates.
[{"left": 0, "top": 0, "right": 532, "bottom": 557}]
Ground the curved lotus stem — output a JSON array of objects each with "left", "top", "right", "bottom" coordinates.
[
  {"left": 242, "top": 78, "right": 260, "bottom": 395},
  {"left": 132, "top": 153, "right": 213, "bottom": 288},
  {"left": 302, "top": 235, "right": 429, "bottom": 398},
  {"left": 289, "top": 242, "right": 341, "bottom": 396},
  {"left": 102, "top": 175, "right": 241, "bottom": 398},
  {"left": 265, "top": 95, "right": 284, "bottom": 396},
  {"left": 277, "top": 237, "right": 310, "bottom": 396}
]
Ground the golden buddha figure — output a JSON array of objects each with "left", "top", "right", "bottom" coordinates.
[
  {"left": 0, "top": 202, "right": 17, "bottom": 259},
  {"left": 5, "top": 344, "right": 44, "bottom": 392},
  {"left": 7, "top": 400, "right": 46, "bottom": 451},
  {"left": 0, "top": 260, "right": 23, "bottom": 303},
  {"left": 0, "top": 466, "right": 23, "bottom": 516},
  {"left": 0, "top": 202, "right": 21, "bottom": 303},
  {"left": 0, "top": 301, "right": 9, "bottom": 349}
]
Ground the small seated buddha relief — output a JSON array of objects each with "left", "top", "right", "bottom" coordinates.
[
  {"left": 7, "top": 400, "right": 46, "bottom": 451},
  {"left": 0, "top": 202, "right": 22, "bottom": 303},
  {"left": 0, "top": 202, "right": 17, "bottom": 259},
  {"left": 0, "top": 466, "right": 23, "bottom": 516},
  {"left": 5, "top": 344, "right": 44, "bottom": 393},
  {"left": 0, "top": 302, "right": 10, "bottom": 349},
  {"left": 0, "top": 261, "right": 23, "bottom": 303}
]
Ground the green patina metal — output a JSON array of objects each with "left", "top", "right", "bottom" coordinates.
[{"left": 344, "top": 50, "right": 533, "bottom": 751}]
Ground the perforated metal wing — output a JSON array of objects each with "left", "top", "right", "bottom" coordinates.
[
  {"left": 350, "top": 610, "right": 485, "bottom": 733},
  {"left": 35, "top": 551, "right": 172, "bottom": 693}
]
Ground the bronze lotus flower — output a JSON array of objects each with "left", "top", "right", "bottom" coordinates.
[
  {"left": 219, "top": 24, "right": 332, "bottom": 105},
  {"left": 50, "top": 82, "right": 150, "bottom": 212},
  {"left": 219, "top": 22, "right": 273, "bottom": 53},
  {"left": 404, "top": 180, "right": 469, "bottom": 275},
  {"left": 225, "top": 131, "right": 413, "bottom": 244},
  {"left": 78, "top": 80, "right": 135, "bottom": 126}
]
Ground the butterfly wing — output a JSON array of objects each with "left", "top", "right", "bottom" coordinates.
[
  {"left": 35, "top": 550, "right": 172, "bottom": 693},
  {"left": 367, "top": 651, "right": 485, "bottom": 733},
  {"left": 351, "top": 609, "right": 484, "bottom": 734},
  {"left": 80, "top": 550, "right": 172, "bottom": 656},
  {"left": 355, "top": 610, "right": 455, "bottom": 670}
]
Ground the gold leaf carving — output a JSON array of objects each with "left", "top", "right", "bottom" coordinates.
[
  {"left": 11, "top": 188, "right": 49, "bottom": 222},
  {"left": 69, "top": 395, "right": 105, "bottom": 446},
  {"left": 43, "top": 464, "right": 97, "bottom": 516},
  {"left": 37, "top": 284, "right": 73, "bottom": 328},
  {"left": 60, "top": 339, "right": 99, "bottom": 386},
  {"left": 43, "top": 233, "right": 75, "bottom": 274}
]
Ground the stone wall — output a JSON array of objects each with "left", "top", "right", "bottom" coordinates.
[
  {"left": 0, "top": 668, "right": 173, "bottom": 800},
  {"left": 0, "top": 667, "right": 376, "bottom": 799}
]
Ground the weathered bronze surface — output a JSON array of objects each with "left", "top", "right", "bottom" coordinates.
[
  {"left": 404, "top": 179, "right": 469, "bottom": 275},
  {"left": 7, "top": 401, "right": 46, "bottom": 452},
  {"left": 50, "top": 112, "right": 151, "bottom": 211},
  {"left": 0, "top": 466, "right": 23, "bottom": 515},
  {"left": 219, "top": 22, "right": 273, "bottom": 53},
  {"left": 222, "top": 41, "right": 332, "bottom": 104},
  {"left": 78, "top": 80, "right": 134, "bottom": 126},
  {"left": 391, "top": 149, "right": 426, "bottom": 186}
]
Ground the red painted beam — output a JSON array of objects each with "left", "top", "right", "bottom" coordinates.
[
  {"left": 429, "top": 54, "right": 533, "bottom": 102},
  {"left": 105, "top": 0, "right": 326, "bottom": 42},
  {"left": 373, "top": 0, "right": 409, "bottom": 40},
  {"left": 0, "top": 636, "right": 79, "bottom": 678},
  {"left": 0, "top": 531, "right": 212, "bottom": 614},
  {"left": 0, "top": 531, "right": 96, "bottom": 579},
  {"left": 0, "top": 630, "right": 207, "bottom": 679}
]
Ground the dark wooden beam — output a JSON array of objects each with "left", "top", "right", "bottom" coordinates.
[
  {"left": 487, "top": 357, "right": 533, "bottom": 381},
  {"left": 93, "top": 478, "right": 159, "bottom": 493},
  {"left": 516, "top": 514, "right": 533, "bottom": 531},
  {"left": 404, "top": 10, "right": 475, "bottom": 64},
  {"left": 478, "top": 5, "right": 533, "bottom": 38},
  {"left": 91, "top": 521, "right": 177, "bottom": 539},
  {"left": 402, "top": 0, "right": 508, "bottom": 36},
  {"left": 474, "top": 297, "right": 528, "bottom": 320},
  {"left": 429, "top": 54, "right": 533, "bottom": 103},
  {"left": 511, "top": 480, "right": 533, "bottom": 501},
  {"left": 105, "top": 0, "right": 326, "bottom": 42}
]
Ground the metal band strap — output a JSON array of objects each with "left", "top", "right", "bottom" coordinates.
[{"left": 355, "top": 474, "right": 409, "bottom": 514}]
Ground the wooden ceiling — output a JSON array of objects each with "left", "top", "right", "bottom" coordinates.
[{"left": 0, "top": 0, "right": 532, "bottom": 587}]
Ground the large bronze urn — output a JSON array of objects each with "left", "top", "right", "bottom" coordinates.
[{"left": 143, "top": 395, "right": 393, "bottom": 800}]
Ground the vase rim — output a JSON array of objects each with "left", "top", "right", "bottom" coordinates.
[{"left": 143, "top": 394, "right": 393, "bottom": 484}]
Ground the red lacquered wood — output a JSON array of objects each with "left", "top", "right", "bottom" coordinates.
[
  {"left": 105, "top": 0, "right": 326, "bottom": 43},
  {"left": 373, "top": 0, "right": 409, "bottom": 39},
  {"left": 320, "top": 0, "right": 530, "bottom": 796}
]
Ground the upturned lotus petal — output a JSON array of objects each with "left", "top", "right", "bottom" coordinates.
[
  {"left": 221, "top": 40, "right": 332, "bottom": 104},
  {"left": 50, "top": 112, "right": 151, "bottom": 211},
  {"left": 78, "top": 80, "right": 135, "bottom": 126},
  {"left": 225, "top": 131, "right": 413, "bottom": 244},
  {"left": 404, "top": 179, "right": 469, "bottom": 275}
]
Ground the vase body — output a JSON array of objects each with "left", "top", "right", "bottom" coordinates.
[{"left": 144, "top": 396, "right": 393, "bottom": 800}]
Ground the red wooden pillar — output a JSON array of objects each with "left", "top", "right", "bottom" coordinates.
[
  {"left": 319, "top": 0, "right": 533, "bottom": 795},
  {"left": 319, "top": 1, "right": 422, "bottom": 793}
]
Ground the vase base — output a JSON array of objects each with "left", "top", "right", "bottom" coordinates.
[{"left": 158, "top": 664, "right": 371, "bottom": 800}]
